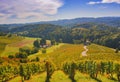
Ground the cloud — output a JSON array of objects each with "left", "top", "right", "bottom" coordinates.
[
  {"left": 88, "top": 0, "right": 120, "bottom": 5},
  {"left": 88, "top": 1, "right": 101, "bottom": 5},
  {"left": 0, "top": 0, "right": 63, "bottom": 24}
]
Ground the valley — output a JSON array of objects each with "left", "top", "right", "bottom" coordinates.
[{"left": 0, "top": 17, "right": 120, "bottom": 82}]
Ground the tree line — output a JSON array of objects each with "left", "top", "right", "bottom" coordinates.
[{"left": 14, "top": 24, "right": 120, "bottom": 50}]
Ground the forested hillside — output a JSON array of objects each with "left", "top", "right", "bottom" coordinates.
[{"left": 8, "top": 23, "right": 120, "bottom": 50}]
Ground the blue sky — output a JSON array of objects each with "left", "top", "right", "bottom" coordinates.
[{"left": 0, "top": 0, "right": 120, "bottom": 24}]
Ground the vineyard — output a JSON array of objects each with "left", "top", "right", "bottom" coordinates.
[
  {"left": 1, "top": 60, "right": 120, "bottom": 82},
  {"left": 0, "top": 42, "right": 120, "bottom": 82}
]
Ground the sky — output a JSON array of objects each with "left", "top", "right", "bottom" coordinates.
[{"left": 0, "top": 0, "right": 120, "bottom": 24}]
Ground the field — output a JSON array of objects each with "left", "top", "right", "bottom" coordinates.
[
  {"left": 28, "top": 44, "right": 84, "bottom": 67},
  {"left": 0, "top": 36, "right": 36, "bottom": 57},
  {"left": 34, "top": 43, "right": 120, "bottom": 66},
  {"left": 87, "top": 44, "right": 120, "bottom": 62},
  {"left": 0, "top": 36, "right": 23, "bottom": 55}
]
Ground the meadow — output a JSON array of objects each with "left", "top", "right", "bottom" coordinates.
[{"left": 0, "top": 36, "right": 36, "bottom": 57}]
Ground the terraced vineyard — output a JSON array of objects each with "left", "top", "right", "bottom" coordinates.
[
  {"left": 87, "top": 44, "right": 120, "bottom": 62},
  {"left": 29, "top": 44, "right": 84, "bottom": 67},
  {"left": 0, "top": 35, "right": 120, "bottom": 82},
  {"left": 9, "top": 70, "right": 117, "bottom": 82},
  {"left": 3, "top": 43, "right": 119, "bottom": 82}
]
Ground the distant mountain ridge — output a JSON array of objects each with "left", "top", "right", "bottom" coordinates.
[
  {"left": 0, "top": 17, "right": 120, "bottom": 29},
  {"left": 37, "top": 17, "right": 120, "bottom": 27}
]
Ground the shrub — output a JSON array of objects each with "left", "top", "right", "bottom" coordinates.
[
  {"left": 36, "top": 57, "right": 40, "bottom": 62},
  {"left": 42, "top": 49, "right": 46, "bottom": 54},
  {"left": 8, "top": 55, "right": 14, "bottom": 59}
]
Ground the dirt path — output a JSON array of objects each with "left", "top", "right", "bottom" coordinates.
[{"left": 81, "top": 46, "right": 88, "bottom": 56}]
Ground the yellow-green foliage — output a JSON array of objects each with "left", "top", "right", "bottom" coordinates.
[
  {"left": 0, "top": 36, "right": 36, "bottom": 57},
  {"left": 7, "top": 43, "right": 120, "bottom": 82},
  {"left": 0, "top": 36, "right": 23, "bottom": 55},
  {"left": 86, "top": 44, "right": 120, "bottom": 61},
  {"left": 29, "top": 44, "right": 84, "bottom": 67},
  {"left": 0, "top": 43, "right": 6, "bottom": 54},
  {"left": 9, "top": 70, "right": 116, "bottom": 82},
  {"left": 29, "top": 43, "right": 120, "bottom": 67}
]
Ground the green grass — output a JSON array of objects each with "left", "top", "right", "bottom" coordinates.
[
  {"left": 0, "top": 36, "right": 36, "bottom": 57},
  {"left": 29, "top": 44, "right": 84, "bottom": 67},
  {"left": 86, "top": 44, "right": 120, "bottom": 62},
  {"left": 8, "top": 76, "right": 21, "bottom": 82},
  {"left": 9, "top": 70, "right": 116, "bottom": 82},
  {"left": 28, "top": 43, "right": 65, "bottom": 59},
  {"left": 29, "top": 43, "right": 120, "bottom": 67},
  {"left": 0, "top": 36, "right": 24, "bottom": 56},
  {"left": 0, "top": 43, "right": 6, "bottom": 54}
]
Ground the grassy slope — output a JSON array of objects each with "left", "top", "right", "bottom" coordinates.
[
  {"left": 0, "top": 36, "right": 36, "bottom": 57},
  {"left": 0, "top": 43, "right": 6, "bottom": 54},
  {"left": 29, "top": 44, "right": 84, "bottom": 67},
  {"left": 8, "top": 43, "right": 120, "bottom": 82},
  {"left": 87, "top": 44, "right": 120, "bottom": 62},
  {"left": 28, "top": 43, "right": 120, "bottom": 70},
  {"left": 0, "top": 36, "right": 23, "bottom": 55}
]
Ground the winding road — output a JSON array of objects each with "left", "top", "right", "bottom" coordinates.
[{"left": 81, "top": 46, "right": 88, "bottom": 56}]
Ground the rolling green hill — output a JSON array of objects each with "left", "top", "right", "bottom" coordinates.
[
  {"left": 7, "top": 43, "right": 120, "bottom": 82},
  {"left": 0, "top": 35, "right": 23, "bottom": 55},
  {"left": 10, "top": 23, "right": 120, "bottom": 50},
  {"left": 28, "top": 43, "right": 120, "bottom": 67},
  {"left": 0, "top": 36, "right": 36, "bottom": 57}
]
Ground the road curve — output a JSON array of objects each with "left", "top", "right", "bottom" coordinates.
[{"left": 81, "top": 46, "right": 88, "bottom": 56}]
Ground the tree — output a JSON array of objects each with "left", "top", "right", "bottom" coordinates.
[
  {"left": 15, "top": 52, "right": 28, "bottom": 58},
  {"left": 59, "top": 38, "right": 63, "bottom": 43},
  {"left": 51, "top": 39, "right": 56, "bottom": 45},
  {"left": 63, "top": 62, "right": 76, "bottom": 82},
  {"left": 8, "top": 55, "right": 14, "bottom": 59},
  {"left": 115, "top": 48, "right": 119, "bottom": 53},
  {"left": 36, "top": 57, "right": 40, "bottom": 62},
  {"left": 115, "top": 64, "right": 120, "bottom": 82},
  {"left": 45, "top": 61, "right": 55, "bottom": 82},
  {"left": 33, "top": 39, "right": 40, "bottom": 48},
  {"left": 40, "top": 39, "right": 46, "bottom": 47},
  {"left": 19, "top": 65, "right": 25, "bottom": 82}
]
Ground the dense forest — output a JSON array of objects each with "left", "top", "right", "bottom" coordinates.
[{"left": 6, "top": 23, "right": 119, "bottom": 50}]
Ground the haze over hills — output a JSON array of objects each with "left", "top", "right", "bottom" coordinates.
[
  {"left": 0, "top": 17, "right": 120, "bottom": 30},
  {"left": 38, "top": 17, "right": 120, "bottom": 27}
]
